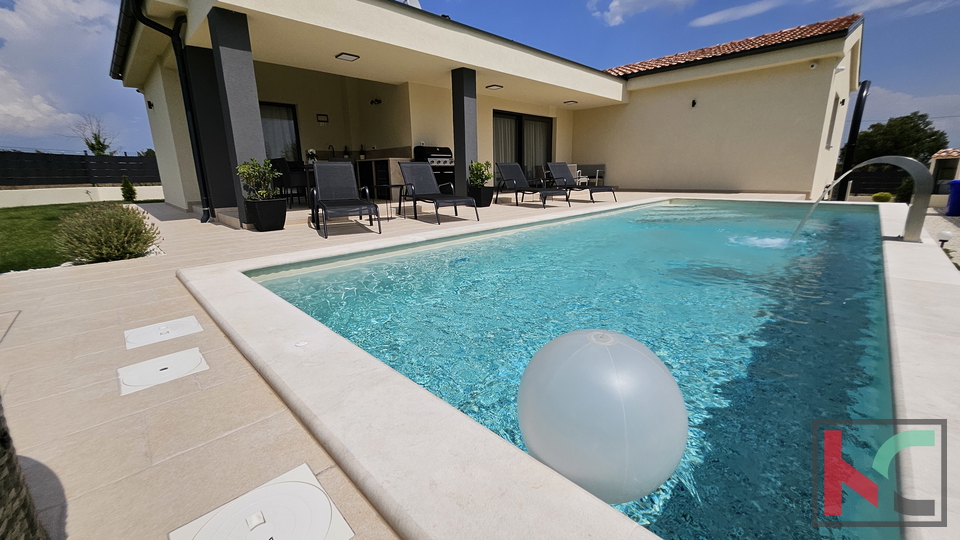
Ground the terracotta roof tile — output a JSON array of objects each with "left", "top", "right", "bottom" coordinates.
[
  {"left": 606, "top": 13, "right": 862, "bottom": 77},
  {"left": 932, "top": 148, "right": 960, "bottom": 159}
]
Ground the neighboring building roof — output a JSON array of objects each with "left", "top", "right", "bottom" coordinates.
[
  {"left": 606, "top": 13, "right": 863, "bottom": 78},
  {"left": 932, "top": 148, "right": 960, "bottom": 159}
]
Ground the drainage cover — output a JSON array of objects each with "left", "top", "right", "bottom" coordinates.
[
  {"left": 169, "top": 464, "right": 353, "bottom": 540},
  {"left": 124, "top": 316, "right": 203, "bottom": 349},
  {"left": 194, "top": 481, "right": 332, "bottom": 540},
  {"left": 118, "top": 348, "right": 208, "bottom": 395}
]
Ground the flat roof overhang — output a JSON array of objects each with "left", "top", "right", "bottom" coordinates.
[{"left": 117, "top": 0, "right": 627, "bottom": 110}]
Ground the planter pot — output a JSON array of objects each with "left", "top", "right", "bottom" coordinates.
[
  {"left": 244, "top": 198, "right": 287, "bottom": 231},
  {"left": 468, "top": 186, "right": 495, "bottom": 208}
]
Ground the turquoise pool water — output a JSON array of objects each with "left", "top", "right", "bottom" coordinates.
[{"left": 255, "top": 201, "right": 899, "bottom": 539}]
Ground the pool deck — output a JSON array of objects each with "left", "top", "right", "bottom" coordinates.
[{"left": 1, "top": 193, "right": 957, "bottom": 539}]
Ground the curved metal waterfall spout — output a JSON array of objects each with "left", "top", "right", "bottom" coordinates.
[
  {"left": 849, "top": 156, "right": 933, "bottom": 242},
  {"left": 791, "top": 156, "right": 933, "bottom": 244}
]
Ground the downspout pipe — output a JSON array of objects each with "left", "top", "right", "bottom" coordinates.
[
  {"left": 130, "top": 0, "right": 213, "bottom": 222},
  {"left": 832, "top": 80, "right": 871, "bottom": 201}
]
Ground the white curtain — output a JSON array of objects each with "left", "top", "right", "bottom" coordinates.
[
  {"left": 493, "top": 115, "right": 517, "bottom": 177},
  {"left": 260, "top": 104, "right": 299, "bottom": 161},
  {"left": 523, "top": 119, "right": 550, "bottom": 179}
]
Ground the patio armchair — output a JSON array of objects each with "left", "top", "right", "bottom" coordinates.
[
  {"left": 311, "top": 162, "right": 382, "bottom": 238},
  {"left": 269, "top": 158, "right": 309, "bottom": 208},
  {"left": 398, "top": 162, "right": 479, "bottom": 224},
  {"left": 547, "top": 162, "right": 617, "bottom": 202},
  {"left": 495, "top": 162, "right": 570, "bottom": 208}
]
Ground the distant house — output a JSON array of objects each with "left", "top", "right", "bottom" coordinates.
[
  {"left": 110, "top": 1, "right": 863, "bottom": 223},
  {"left": 930, "top": 148, "right": 960, "bottom": 192}
]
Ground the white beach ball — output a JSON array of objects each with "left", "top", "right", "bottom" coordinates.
[{"left": 518, "top": 330, "right": 688, "bottom": 504}]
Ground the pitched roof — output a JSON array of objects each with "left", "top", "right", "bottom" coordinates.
[
  {"left": 606, "top": 13, "right": 863, "bottom": 78},
  {"left": 932, "top": 148, "right": 960, "bottom": 159}
]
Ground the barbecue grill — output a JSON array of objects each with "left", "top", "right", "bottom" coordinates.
[{"left": 413, "top": 145, "right": 455, "bottom": 186}]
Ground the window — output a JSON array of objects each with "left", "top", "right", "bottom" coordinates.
[
  {"left": 493, "top": 111, "right": 553, "bottom": 179},
  {"left": 260, "top": 102, "right": 301, "bottom": 161}
]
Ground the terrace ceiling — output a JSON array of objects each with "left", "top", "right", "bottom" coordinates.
[{"left": 125, "top": 0, "right": 626, "bottom": 110}]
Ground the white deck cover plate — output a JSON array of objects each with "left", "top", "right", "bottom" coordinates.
[
  {"left": 169, "top": 463, "right": 353, "bottom": 540},
  {"left": 124, "top": 315, "right": 203, "bottom": 349},
  {"left": 117, "top": 348, "right": 209, "bottom": 395}
]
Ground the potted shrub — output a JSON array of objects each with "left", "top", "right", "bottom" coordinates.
[
  {"left": 237, "top": 158, "right": 285, "bottom": 231},
  {"left": 468, "top": 160, "right": 495, "bottom": 207}
]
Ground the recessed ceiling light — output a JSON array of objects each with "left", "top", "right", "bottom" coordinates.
[
  {"left": 485, "top": 84, "right": 504, "bottom": 90},
  {"left": 336, "top": 52, "right": 360, "bottom": 62},
  {"left": 563, "top": 100, "right": 579, "bottom": 105}
]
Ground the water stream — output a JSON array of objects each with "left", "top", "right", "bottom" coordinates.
[{"left": 789, "top": 170, "right": 857, "bottom": 245}]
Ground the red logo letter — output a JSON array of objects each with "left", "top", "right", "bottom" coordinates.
[{"left": 823, "top": 430, "right": 879, "bottom": 515}]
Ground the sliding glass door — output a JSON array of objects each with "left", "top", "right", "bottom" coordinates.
[
  {"left": 493, "top": 111, "right": 553, "bottom": 180},
  {"left": 259, "top": 102, "right": 301, "bottom": 162}
]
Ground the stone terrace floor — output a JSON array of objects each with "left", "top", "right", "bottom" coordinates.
[{"left": 2, "top": 191, "right": 819, "bottom": 539}]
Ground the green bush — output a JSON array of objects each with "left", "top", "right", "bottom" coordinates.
[
  {"left": 120, "top": 175, "right": 137, "bottom": 202},
  {"left": 872, "top": 192, "right": 893, "bottom": 202},
  {"left": 895, "top": 178, "right": 914, "bottom": 203},
  {"left": 468, "top": 160, "right": 493, "bottom": 188},
  {"left": 236, "top": 158, "right": 280, "bottom": 200},
  {"left": 55, "top": 203, "right": 161, "bottom": 263}
]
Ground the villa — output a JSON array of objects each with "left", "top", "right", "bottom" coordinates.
[
  {"left": 1, "top": 2, "right": 957, "bottom": 540},
  {"left": 112, "top": 0, "right": 862, "bottom": 224}
]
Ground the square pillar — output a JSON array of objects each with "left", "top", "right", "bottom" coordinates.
[
  {"left": 452, "top": 68, "right": 478, "bottom": 197},
  {"left": 208, "top": 7, "right": 265, "bottom": 223}
]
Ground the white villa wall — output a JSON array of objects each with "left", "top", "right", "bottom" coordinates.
[
  {"left": 408, "top": 83, "right": 454, "bottom": 149},
  {"left": 573, "top": 35, "right": 860, "bottom": 197},
  {"left": 142, "top": 60, "right": 200, "bottom": 211}
]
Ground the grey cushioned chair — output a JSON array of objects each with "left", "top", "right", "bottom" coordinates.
[
  {"left": 311, "top": 162, "right": 381, "bottom": 238},
  {"left": 495, "top": 162, "right": 570, "bottom": 208},
  {"left": 269, "top": 158, "right": 309, "bottom": 208},
  {"left": 398, "top": 162, "right": 479, "bottom": 224},
  {"left": 547, "top": 162, "right": 617, "bottom": 202}
]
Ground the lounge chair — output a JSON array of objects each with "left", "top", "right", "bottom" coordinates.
[
  {"left": 495, "top": 163, "right": 570, "bottom": 208},
  {"left": 310, "top": 162, "right": 381, "bottom": 238},
  {"left": 547, "top": 162, "right": 617, "bottom": 202},
  {"left": 398, "top": 162, "right": 479, "bottom": 224}
]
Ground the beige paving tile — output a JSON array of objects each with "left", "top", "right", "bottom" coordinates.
[
  {"left": 193, "top": 346, "right": 254, "bottom": 390},
  {"left": 20, "top": 414, "right": 151, "bottom": 504},
  {"left": 37, "top": 503, "right": 67, "bottom": 540},
  {"left": 1, "top": 310, "right": 121, "bottom": 347},
  {"left": 886, "top": 278, "right": 960, "bottom": 339},
  {"left": 116, "top": 296, "right": 205, "bottom": 326},
  {"left": 317, "top": 466, "right": 401, "bottom": 540},
  {"left": 63, "top": 411, "right": 334, "bottom": 540},
  {"left": 0, "top": 334, "right": 78, "bottom": 374},
  {"left": 3, "top": 339, "right": 231, "bottom": 407},
  {"left": 5, "top": 375, "right": 199, "bottom": 450},
  {"left": 143, "top": 373, "right": 286, "bottom": 463}
]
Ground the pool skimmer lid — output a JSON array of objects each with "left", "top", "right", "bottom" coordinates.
[
  {"left": 118, "top": 348, "right": 208, "bottom": 395},
  {"left": 124, "top": 316, "right": 203, "bottom": 349},
  {"left": 169, "top": 463, "right": 353, "bottom": 540}
]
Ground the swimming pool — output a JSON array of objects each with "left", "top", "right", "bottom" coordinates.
[{"left": 254, "top": 201, "right": 899, "bottom": 539}]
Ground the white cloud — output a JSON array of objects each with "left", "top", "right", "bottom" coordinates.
[
  {"left": 0, "top": 66, "right": 82, "bottom": 136},
  {"left": 589, "top": 0, "right": 695, "bottom": 26},
  {"left": 834, "top": 0, "right": 912, "bottom": 10},
  {"left": 903, "top": 0, "right": 958, "bottom": 15},
  {"left": 689, "top": 0, "right": 786, "bottom": 27},
  {"left": 854, "top": 87, "right": 960, "bottom": 146},
  {"left": 0, "top": 0, "right": 129, "bottom": 145}
]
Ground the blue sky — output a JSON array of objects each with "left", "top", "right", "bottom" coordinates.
[{"left": 0, "top": 0, "right": 957, "bottom": 154}]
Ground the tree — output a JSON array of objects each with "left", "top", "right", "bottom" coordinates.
[
  {"left": 70, "top": 113, "right": 118, "bottom": 156},
  {"left": 136, "top": 148, "right": 156, "bottom": 157},
  {"left": 843, "top": 111, "right": 949, "bottom": 166}
]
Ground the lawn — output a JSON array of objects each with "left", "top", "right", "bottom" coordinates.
[{"left": 0, "top": 202, "right": 92, "bottom": 273}]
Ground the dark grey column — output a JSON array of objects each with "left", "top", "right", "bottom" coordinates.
[
  {"left": 451, "top": 68, "right": 478, "bottom": 197},
  {"left": 208, "top": 7, "right": 265, "bottom": 223}
]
